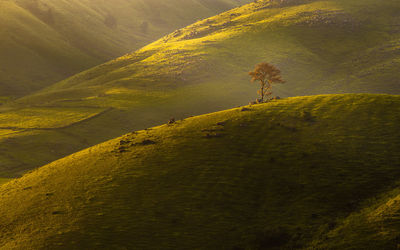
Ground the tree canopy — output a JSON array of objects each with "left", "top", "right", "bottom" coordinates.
[{"left": 249, "top": 62, "right": 285, "bottom": 102}]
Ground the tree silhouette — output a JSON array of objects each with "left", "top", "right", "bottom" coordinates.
[{"left": 249, "top": 62, "right": 285, "bottom": 102}]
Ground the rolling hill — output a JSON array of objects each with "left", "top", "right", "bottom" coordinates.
[
  {"left": 0, "top": 94, "right": 399, "bottom": 249},
  {"left": 0, "top": 0, "right": 399, "bottom": 177},
  {"left": 0, "top": 0, "right": 249, "bottom": 98}
]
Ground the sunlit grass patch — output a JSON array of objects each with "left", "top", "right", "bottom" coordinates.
[
  {"left": 0, "top": 129, "right": 18, "bottom": 136},
  {"left": 0, "top": 107, "right": 104, "bottom": 129}
]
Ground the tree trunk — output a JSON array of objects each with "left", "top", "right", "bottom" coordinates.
[
  {"left": 261, "top": 86, "right": 264, "bottom": 102},
  {"left": 266, "top": 80, "right": 271, "bottom": 100},
  {"left": 261, "top": 81, "right": 265, "bottom": 102}
]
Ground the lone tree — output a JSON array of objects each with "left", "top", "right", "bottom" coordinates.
[{"left": 249, "top": 62, "right": 285, "bottom": 102}]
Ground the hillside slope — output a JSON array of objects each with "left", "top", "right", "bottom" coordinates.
[
  {"left": 310, "top": 186, "right": 400, "bottom": 249},
  {"left": 0, "top": 94, "right": 399, "bottom": 249},
  {"left": 32, "top": 0, "right": 400, "bottom": 99},
  {"left": 0, "top": 0, "right": 249, "bottom": 98},
  {"left": 0, "top": 0, "right": 399, "bottom": 176}
]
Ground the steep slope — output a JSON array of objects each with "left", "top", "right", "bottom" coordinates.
[
  {"left": 0, "top": 0, "right": 249, "bottom": 98},
  {"left": 1, "top": 0, "right": 399, "bottom": 176},
  {"left": 0, "top": 94, "right": 399, "bottom": 249}
]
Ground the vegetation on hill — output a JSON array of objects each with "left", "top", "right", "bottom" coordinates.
[
  {"left": 310, "top": 185, "right": 400, "bottom": 249},
  {"left": 249, "top": 62, "right": 285, "bottom": 102},
  {"left": 0, "top": 0, "right": 249, "bottom": 97},
  {"left": 0, "top": 0, "right": 399, "bottom": 177},
  {"left": 0, "top": 94, "right": 399, "bottom": 249}
]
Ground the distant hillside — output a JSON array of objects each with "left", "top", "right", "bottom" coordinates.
[
  {"left": 0, "top": 0, "right": 249, "bottom": 97},
  {"left": 0, "top": 94, "right": 399, "bottom": 249},
  {"left": 0, "top": 0, "right": 399, "bottom": 177},
  {"left": 32, "top": 0, "right": 400, "bottom": 99}
]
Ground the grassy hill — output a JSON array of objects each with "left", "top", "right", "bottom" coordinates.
[
  {"left": 27, "top": 0, "right": 400, "bottom": 99},
  {"left": 310, "top": 185, "right": 400, "bottom": 249},
  {"left": 0, "top": 94, "right": 399, "bottom": 249},
  {"left": 0, "top": 0, "right": 399, "bottom": 177},
  {"left": 0, "top": 0, "right": 249, "bottom": 98}
]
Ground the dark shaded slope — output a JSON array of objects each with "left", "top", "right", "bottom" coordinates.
[{"left": 0, "top": 94, "right": 399, "bottom": 249}]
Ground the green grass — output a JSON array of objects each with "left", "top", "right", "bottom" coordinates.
[
  {"left": 33, "top": 0, "right": 400, "bottom": 99},
  {"left": 0, "top": 107, "right": 104, "bottom": 129},
  {"left": 0, "top": 0, "right": 249, "bottom": 97},
  {"left": 0, "top": 0, "right": 399, "bottom": 177},
  {"left": 309, "top": 185, "right": 400, "bottom": 249},
  {"left": 0, "top": 94, "right": 399, "bottom": 249}
]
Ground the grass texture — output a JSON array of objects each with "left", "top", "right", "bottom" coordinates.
[{"left": 0, "top": 94, "right": 399, "bottom": 249}]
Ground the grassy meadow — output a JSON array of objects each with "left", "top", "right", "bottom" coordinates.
[{"left": 0, "top": 94, "right": 399, "bottom": 249}]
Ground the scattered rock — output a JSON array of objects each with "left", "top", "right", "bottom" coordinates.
[
  {"left": 52, "top": 211, "right": 63, "bottom": 215},
  {"left": 138, "top": 139, "right": 156, "bottom": 146},
  {"left": 202, "top": 128, "right": 224, "bottom": 132},
  {"left": 114, "top": 139, "right": 156, "bottom": 151},
  {"left": 118, "top": 147, "right": 128, "bottom": 153},
  {"left": 204, "top": 133, "right": 224, "bottom": 138},
  {"left": 217, "top": 121, "right": 226, "bottom": 126},
  {"left": 119, "top": 140, "right": 131, "bottom": 145},
  {"left": 168, "top": 117, "right": 176, "bottom": 124},
  {"left": 241, "top": 107, "right": 251, "bottom": 112}
]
